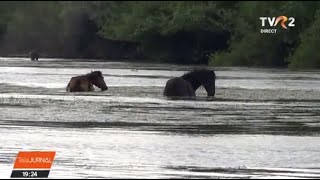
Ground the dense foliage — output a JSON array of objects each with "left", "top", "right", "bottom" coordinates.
[{"left": 0, "top": 1, "right": 319, "bottom": 69}]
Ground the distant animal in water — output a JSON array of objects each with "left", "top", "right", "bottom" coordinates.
[
  {"left": 66, "top": 71, "right": 108, "bottom": 92},
  {"left": 163, "top": 69, "right": 216, "bottom": 98},
  {"left": 29, "top": 50, "right": 39, "bottom": 61}
]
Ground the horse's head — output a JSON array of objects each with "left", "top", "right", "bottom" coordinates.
[
  {"left": 202, "top": 70, "right": 216, "bottom": 97},
  {"left": 89, "top": 71, "right": 108, "bottom": 91},
  {"left": 181, "top": 69, "right": 216, "bottom": 97}
]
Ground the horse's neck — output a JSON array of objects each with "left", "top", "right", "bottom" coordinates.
[
  {"left": 79, "top": 74, "right": 93, "bottom": 84},
  {"left": 84, "top": 74, "right": 93, "bottom": 80},
  {"left": 181, "top": 74, "right": 201, "bottom": 90}
]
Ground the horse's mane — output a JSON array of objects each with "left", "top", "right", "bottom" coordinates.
[
  {"left": 86, "top": 71, "right": 103, "bottom": 77},
  {"left": 180, "top": 68, "right": 216, "bottom": 90}
]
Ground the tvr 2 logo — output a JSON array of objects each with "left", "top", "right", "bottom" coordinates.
[{"left": 259, "top": 16, "right": 295, "bottom": 34}]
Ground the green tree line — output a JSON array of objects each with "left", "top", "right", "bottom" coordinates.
[{"left": 0, "top": 1, "right": 319, "bottom": 69}]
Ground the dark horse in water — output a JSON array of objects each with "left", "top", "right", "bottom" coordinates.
[
  {"left": 29, "top": 49, "right": 39, "bottom": 61},
  {"left": 66, "top": 71, "right": 108, "bottom": 92},
  {"left": 163, "top": 69, "right": 216, "bottom": 98}
]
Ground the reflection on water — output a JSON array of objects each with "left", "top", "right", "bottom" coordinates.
[{"left": 0, "top": 58, "right": 319, "bottom": 179}]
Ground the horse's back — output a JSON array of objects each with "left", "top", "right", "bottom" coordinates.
[{"left": 163, "top": 77, "right": 195, "bottom": 97}]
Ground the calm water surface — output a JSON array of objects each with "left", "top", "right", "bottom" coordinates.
[{"left": 0, "top": 57, "right": 319, "bottom": 179}]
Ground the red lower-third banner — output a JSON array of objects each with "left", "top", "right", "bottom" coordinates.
[{"left": 10, "top": 151, "right": 56, "bottom": 178}]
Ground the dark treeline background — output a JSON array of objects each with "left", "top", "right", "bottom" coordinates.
[{"left": 0, "top": 1, "right": 319, "bottom": 69}]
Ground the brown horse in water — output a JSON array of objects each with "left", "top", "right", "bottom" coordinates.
[
  {"left": 163, "top": 69, "right": 216, "bottom": 98},
  {"left": 66, "top": 71, "right": 108, "bottom": 92},
  {"left": 29, "top": 49, "right": 39, "bottom": 61}
]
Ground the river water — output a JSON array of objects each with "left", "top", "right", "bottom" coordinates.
[{"left": 0, "top": 57, "right": 319, "bottom": 179}]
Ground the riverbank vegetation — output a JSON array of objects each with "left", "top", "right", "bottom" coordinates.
[{"left": 0, "top": 1, "right": 319, "bottom": 69}]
